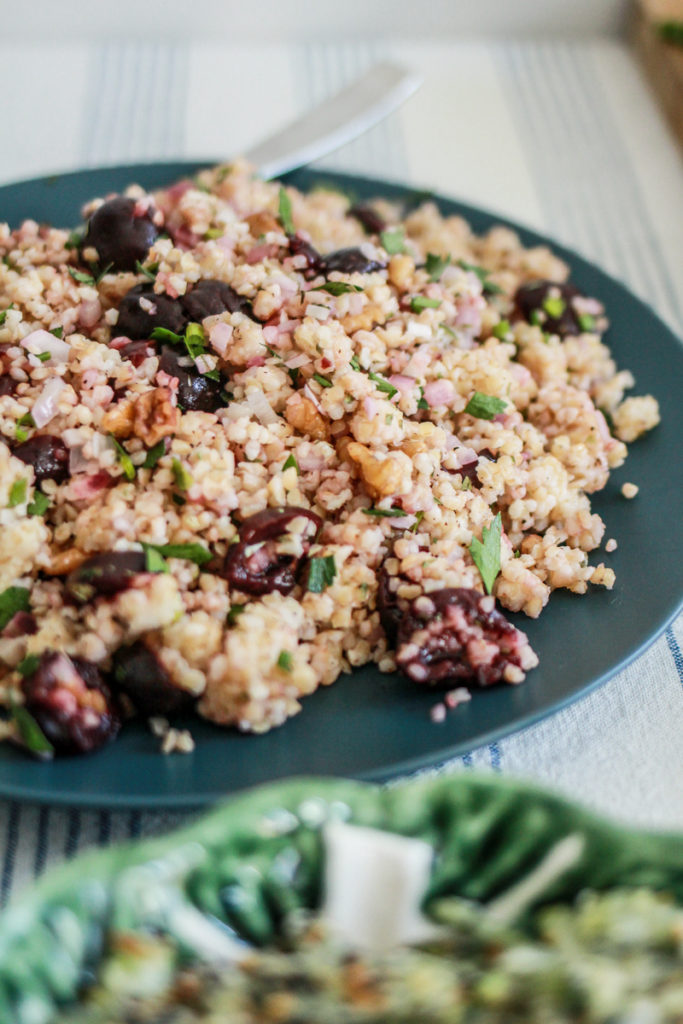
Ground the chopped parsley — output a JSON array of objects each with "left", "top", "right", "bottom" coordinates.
[
  {"left": 307, "top": 555, "right": 337, "bottom": 593},
  {"left": 462, "top": 477, "right": 472, "bottom": 491},
  {"left": 0, "top": 586, "right": 30, "bottom": 631},
  {"left": 456, "top": 259, "right": 504, "bottom": 295},
  {"left": 111, "top": 436, "right": 136, "bottom": 481},
  {"left": 320, "top": 281, "right": 363, "bottom": 296},
  {"left": 464, "top": 391, "right": 507, "bottom": 420},
  {"left": 143, "top": 542, "right": 211, "bottom": 567},
  {"left": 16, "top": 653, "right": 40, "bottom": 677},
  {"left": 67, "top": 267, "right": 96, "bottom": 286},
  {"left": 142, "top": 545, "right": 169, "bottom": 574},
  {"left": 150, "top": 326, "right": 184, "bottom": 345},
  {"left": 227, "top": 603, "right": 246, "bottom": 626},
  {"left": 15, "top": 412, "right": 34, "bottom": 443},
  {"left": 313, "top": 372, "right": 332, "bottom": 388},
  {"left": 379, "top": 228, "right": 406, "bottom": 255},
  {"left": 36, "top": 351, "right": 52, "bottom": 363},
  {"left": 578, "top": 313, "right": 596, "bottom": 332},
  {"left": 142, "top": 440, "right": 166, "bottom": 470},
  {"left": 204, "top": 228, "right": 224, "bottom": 240},
  {"left": 278, "top": 187, "right": 294, "bottom": 235},
  {"left": 283, "top": 454, "right": 299, "bottom": 474},
  {"left": 183, "top": 322, "right": 206, "bottom": 361},
  {"left": 171, "top": 458, "right": 193, "bottom": 491},
  {"left": 135, "top": 260, "right": 159, "bottom": 281},
  {"left": 441, "top": 323, "right": 456, "bottom": 339},
  {"left": 658, "top": 20, "right": 683, "bottom": 45},
  {"left": 468, "top": 512, "right": 502, "bottom": 595},
  {"left": 529, "top": 309, "right": 543, "bottom": 327},
  {"left": 492, "top": 319, "right": 511, "bottom": 340},
  {"left": 410, "top": 295, "right": 441, "bottom": 313},
  {"left": 425, "top": 252, "right": 450, "bottom": 281},
  {"left": 0, "top": 303, "right": 14, "bottom": 326},
  {"left": 8, "top": 479, "right": 27, "bottom": 507},
  {"left": 49, "top": 326, "right": 64, "bottom": 339},
  {"left": 542, "top": 295, "right": 565, "bottom": 319},
  {"left": 368, "top": 371, "right": 397, "bottom": 399},
  {"left": 277, "top": 650, "right": 293, "bottom": 672},
  {"left": 10, "top": 699, "right": 54, "bottom": 759},
  {"left": 65, "top": 228, "right": 84, "bottom": 251},
  {"left": 417, "top": 387, "right": 429, "bottom": 411},
  {"left": 27, "top": 491, "right": 51, "bottom": 517},
  {"left": 410, "top": 510, "right": 425, "bottom": 533},
  {"left": 349, "top": 355, "right": 361, "bottom": 371},
  {"left": 362, "top": 507, "right": 405, "bottom": 518}
]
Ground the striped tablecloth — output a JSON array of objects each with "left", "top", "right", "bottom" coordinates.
[{"left": 1, "top": 36, "right": 682, "bottom": 906}]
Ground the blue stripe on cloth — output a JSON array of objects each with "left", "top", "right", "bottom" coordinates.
[
  {"left": 665, "top": 628, "right": 683, "bottom": 683},
  {"left": 33, "top": 806, "right": 51, "bottom": 877},
  {"left": 488, "top": 742, "right": 502, "bottom": 772},
  {"left": 0, "top": 804, "right": 20, "bottom": 907},
  {"left": 65, "top": 808, "right": 82, "bottom": 859}
]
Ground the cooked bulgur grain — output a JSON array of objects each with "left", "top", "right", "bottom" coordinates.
[{"left": 0, "top": 161, "right": 659, "bottom": 756}]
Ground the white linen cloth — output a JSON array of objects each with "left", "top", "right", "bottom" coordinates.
[{"left": 0, "top": 36, "right": 681, "bottom": 905}]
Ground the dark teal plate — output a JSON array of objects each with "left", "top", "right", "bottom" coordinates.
[{"left": 1, "top": 162, "right": 681, "bottom": 808}]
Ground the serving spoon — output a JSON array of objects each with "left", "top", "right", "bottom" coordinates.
[{"left": 243, "top": 62, "right": 421, "bottom": 180}]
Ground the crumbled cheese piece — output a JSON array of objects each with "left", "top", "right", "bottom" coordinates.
[
  {"left": 605, "top": 538, "right": 618, "bottom": 552},
  {"left": 621, "top": 482, "right": 639, "bottom": 499},
  {"left": 161, "top": 727, "right": 195, "bottom": 754}
]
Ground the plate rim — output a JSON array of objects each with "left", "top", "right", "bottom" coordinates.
[{"left": 0, "top": 160, "right": 681, "bottom": 809}]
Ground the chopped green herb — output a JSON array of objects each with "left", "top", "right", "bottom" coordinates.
[
  {"left": 227, "top": 603, "right": 246, "bottom": 626},
  {"left": 542, "top": 295, "right": 566, "bottom": 319},
  {"left": 27, "top": 491, "right": 51, "bottom": 517},
  {"left": 0, "top": 586, "right": 30, "bottom": 631},
  {"left": 142, "top": 545, "right": 169, "bottom": 574},
  {"left": 529, "top": 309, "right": 543, "bottom": 327},
  {"left": 287, "top": 366, "right": 300, "bottom": 386},
  {"left": 204, "top": 227, "right": 224, "bottom": 240},
  {"left": 313, "top": 372, "right": 333, "bottom": 388},
  {"left": 492, "top": 319, "right": 511, "bottom": 340},
  {"left": 362, "top": 507, "right": 405, "bottom": 518},
  {"left": 514, "top": 549, "right": 522, "bottom": 558},
  {"left": 441, "top": 323, "right": 456, "bottom": 339},
  {"left": 35, "top": 351, "right": 52, "bottom": 363},
  {"left": 307, "top": 555, "right": 337, "bottom": 593},
  {"left": 0, "top": 303, "right": 14, "bottom": 326},
  {"left": 462, "top": 477, "right": 472, "bottom": 491},
  {"left": 468, "top": 512, "right": 502, "bottom": 595},
  {"left": 49, "top": 326, "right": 64, "bottom": 339},
  {"left": 111, "top": 436, "right": 136, "bottom": 481},
  {"left": 464, "top": 391, "right": 507, "bottom": 420},
  {"left": 283, "top": 454, "right": 299, "bottom": 474},
  {"left": 65, "top": 229, "right": 83, "bottom": 251},
  {"left": 277, "top": 650, "right": 293, "bottom": 672},
  {"left": 385, "top": 413, "right": 393, "bottom": 424},
  {"left": 135, "top": 260, "right": 159, "bottom": 281},
  {"left": 657, "top": 20, "right": 683, "bottom": 45},
  {"left": 368, "top": 371, "right": 397, "bottom": 398},
  {"left": 456, "top": 260, "right": 504, "bottom": 295},
  {"left": 379, "top": 228, "right": 406, "bottom": 255},
  {"left": 417, "top": 387, "right": 429, "bottom": 411},
  {"left": 349, "top": 355, "right": 361, "bottom": 371},
  {"left": 150, "top": 326, "right": 184, "bottom": 344},
  {"left": 142, "top": 440, "right": 166, "bottom": 470},
  {"left": 410, "top": 510, "right": 425, "bottom": 533},
  {"left": 410, "top": 295, "right": 441, "bottom": 313},
  {"left": 578, "top": 313, "right": 596, "bottom": 332},
  {"left": 15, "top": 426, "right": 29, "bottom": 443},
  {"left": 278, "top": 187, "right": 294, "bottom": 235},
  {"left": 172, "top": 493, "right": 186, "bottom": 506},
  {"left": 16, "top": 653, "right": 40, "bottom": 677},
  {"left": 67, "top": 267, "right": 96, "bottom": 286},
  {"left": 319, "top": 281, "right": 364, "bottom": 296},
  {"left": 144, "top": 542, "right": 211, "bottom": 566},
  {"left": 10, "top": 699, "right": 54, "bottom": 759},
  {"left": 8, "top": 479, "right": 27, "bottom": 507},
  {"left": 264, "top": 344, "right": 279, "bottom": 359},
  {"left": 183, "top": 322, "right": 206, "bottom": 361},
  {"left": 425, "top": 252, "right": 450, "bottom": 281},
  {"left": 171, "top": 458, "right": 193, "bottom": 491}
]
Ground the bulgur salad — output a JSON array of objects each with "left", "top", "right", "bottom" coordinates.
[{"left": 0, "top": 161, "right": 660, "bottom": 758}]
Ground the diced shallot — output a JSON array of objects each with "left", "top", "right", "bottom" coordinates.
[
  {"left": 245, "top": 389, "right": 280, "bottom": 425},
  {"left": 31, "top": 378, "right": 66, "bottom": 427},
  {"left": 423, "top": 379, "right": 455, "bottom": 407},
  {"left": 387, "top": 374, "right": 415, "bottom": 395},
  {"left": 209, "top": 321, "right": 233, "bottom": 357},
  {"left": 78, "top": 298, "right": 102, "bottom": 329},
  {"left": 284, "top": 352, "right": 311, "bottom": 369},
  {"left": 21, "top": 330, "right": 71, "bottom": 364}
]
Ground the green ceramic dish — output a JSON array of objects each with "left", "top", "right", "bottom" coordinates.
[{"left": 0, "top": 774, "right": 680, "bottom": 1023}]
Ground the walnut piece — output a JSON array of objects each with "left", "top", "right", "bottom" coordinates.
[
  {"left": 341, "top": 302, "right": 387, "bottom": 334},
  {"left": 101, "top": 399, "right": 135, "bottom": 438},
  {"left": 246, "top": 211, "right": 281, "bottom": 236},
  {"left": 346, "top": 441, "right": 404, "bottom": 498},
  {"left": 387, "top": 254, "right": 415, "bottom": 291},
  {"left": 132, "top": 387, "right": 178, "bottom": 446},
  {"left": 285, "top": 393, "right": 328, "bottom": 440},
  {"left": 45, "top": 548, "right": 87, "bottom": 575}
]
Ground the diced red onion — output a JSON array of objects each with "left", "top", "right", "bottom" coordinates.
[
  {"left": 423, "top": 379, "right": 455, "bottom": 407},
  {"left": 32, "top": 377, "right": 66, "bottom": 427},
  {"left": 209, "top": 321, "right": 233, "bottom": 357},
  {"left": 68, "top": 445, "right": 91, "bottom": 475},
  {"left": 303, "top": 384, "right": 322, "bottom": 412},
  {"left": 284, "top": 352, "right": 311, "bottom": 369},
  {"left": 245, "top": 389, "right": 279, "bottom": 425},
  {"left": 78, "top": 298, "right": 102, "bottom": 329},
  {"left": 21, "top": 329, "right": 71, "bottom": 364},
  {"left": 363, "top": 396, "right": 378, "bottom": 418},
  {"left": 387, "top": 374, "right": 414, "bottom": 395}
]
